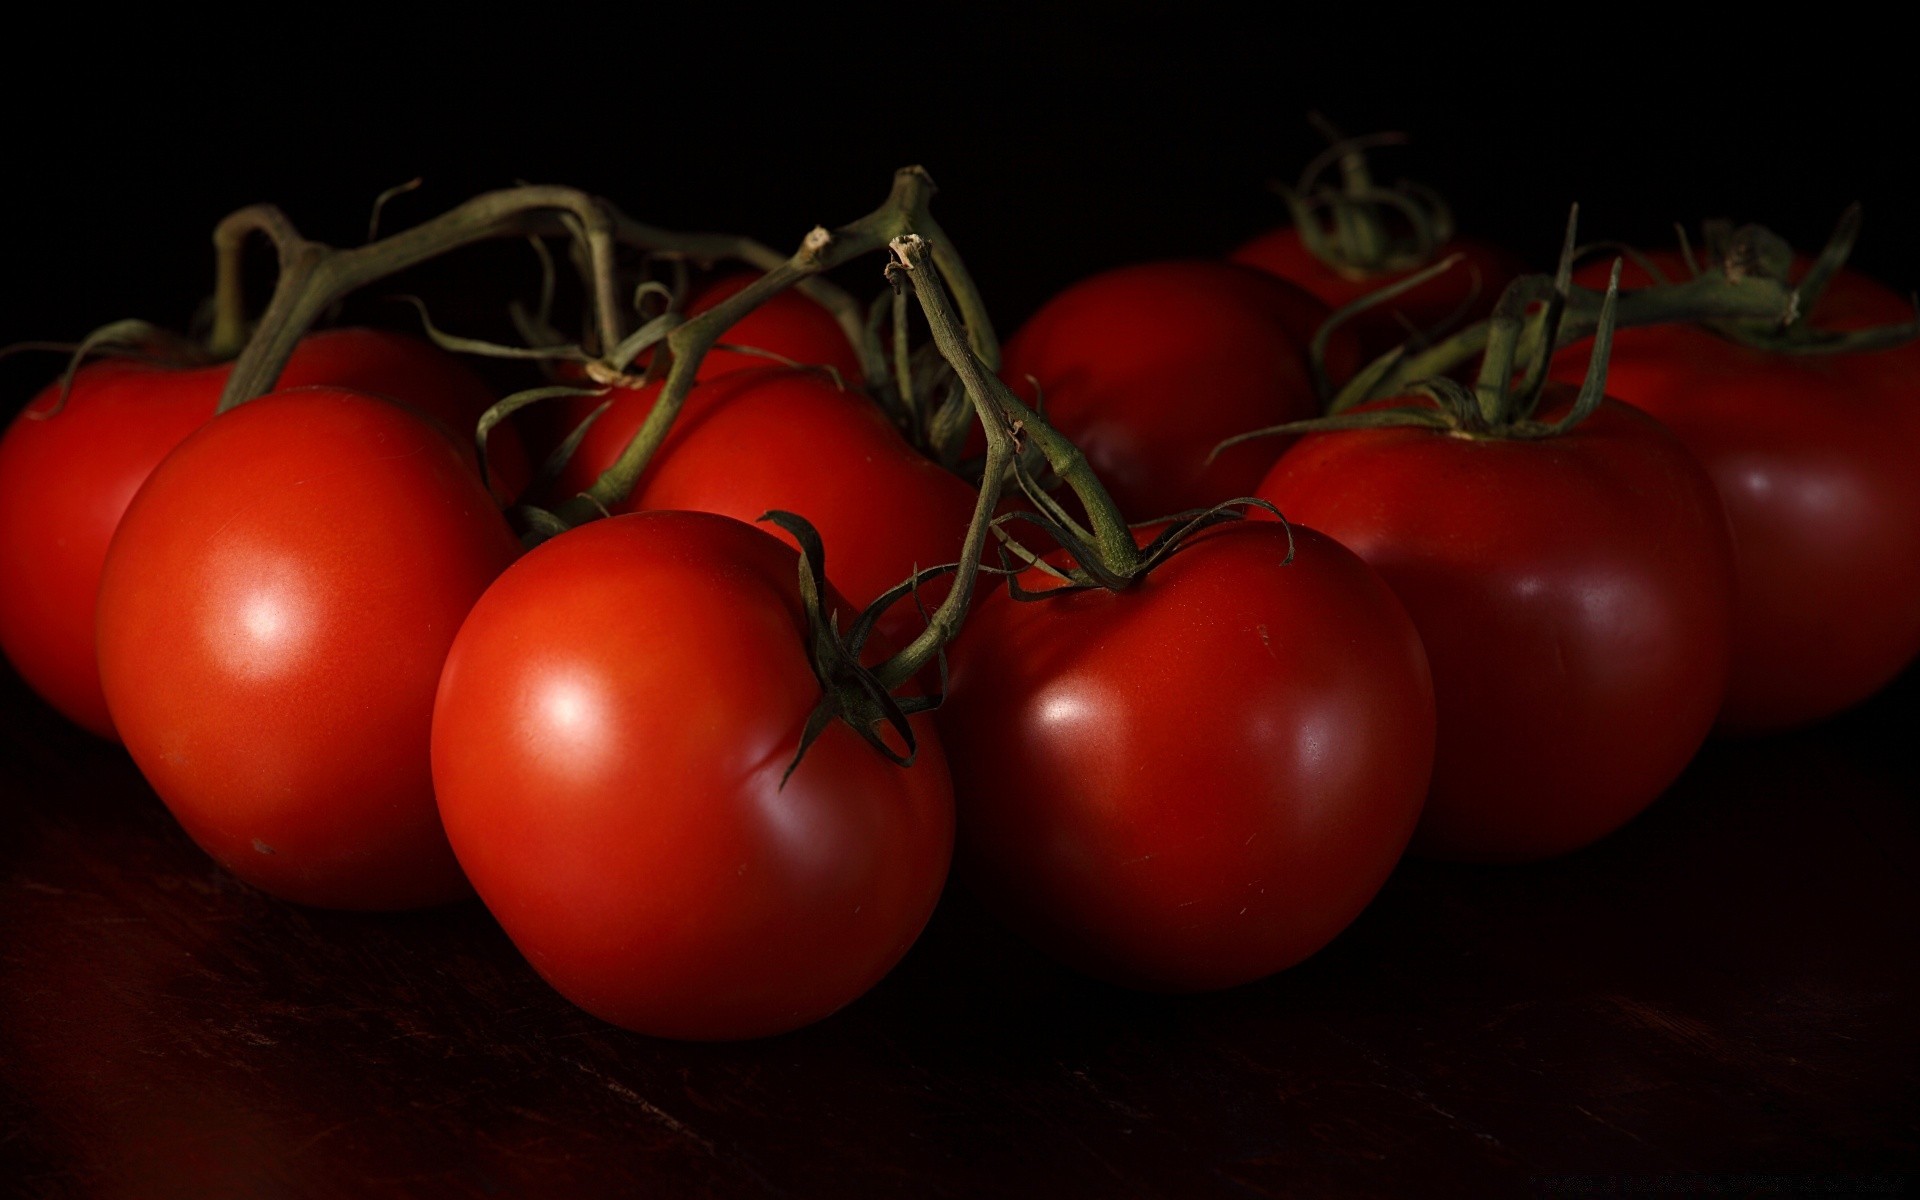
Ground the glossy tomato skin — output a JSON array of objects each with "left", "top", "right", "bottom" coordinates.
[
  {"left": 1549, "top": 256, "right": 1920, "bottom": 732},
  {"left": 96, "top": 388, "right": 520, "bottom": 909},
  {"left": 999, "top": 261, "right": 1330, "bottom": 519},
  {"left": 937, "top": 521, "right": 1435, "bottom": 992},
  {"left": 1259, "top": 393, "right": 1735, "bottom": 861},
  {"left": 432, "top": 511, "right": 953, "bottom": 1040},
  {"left": 554, "top": 366, "right": 977, "bottom": 646},
  {"left": 1230, "top": 228, "right": 1522, "bottom": 361},
  {"left": 0, "top": 328, "right": 516, "bottom": 739}
]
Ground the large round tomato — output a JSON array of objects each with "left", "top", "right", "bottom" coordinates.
[
  {"left": 95, "top": 387, "right": 521, "bottom": 909},
  {"left": 936, "top": 520, "right": 1434, "bottom": 992},
  {"left": 1230, "top": 229, "right": 1521, "bottom": 361},
  {"left": 999, "top": 261, "right": 1337, "bottom": 519},
  {"left": 553, "top": 366, "right": 976, "bottom": 647},
  {"left": 0, "top": 328, "right": 520, "bottom": 739},
  {"left": 432, "top": 510, "right": 953, "bottom": 1040},
  {"left": 1258, "top": 390, "right": 1735, "bottom": 861},
  {"left": 1548, "top": 254, "right": 1920, "bottom": 732}
]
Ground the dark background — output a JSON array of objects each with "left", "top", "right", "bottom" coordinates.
[
  {"left": 4, "top": 18, "right": 1919, "bottom": 1196},
  {"left": 6, "top": 21, "right": 1919, "bottom": 390}
]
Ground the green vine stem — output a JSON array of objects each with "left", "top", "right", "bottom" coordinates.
[
  {"left": 547, "top": 168, "right": 999, "bottom": 529},
  {"left": 891, "top": 235, "right": 1138, "bottom": 585},
  {"left": 211, "top": 186, "right": 627, "bottom": 414},
  {"left": 587, "top": 181, "right": 994, "bottom": 435}
]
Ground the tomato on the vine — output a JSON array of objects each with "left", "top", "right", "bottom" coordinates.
[
  {"left": 0, "top": 328, "right": 521, "bottom": 738},
  {"left": 999, "top": 261, "right": 1342, "bottom": 518},
  {"left": 432, "top": 510, "right": 953, "bottom": 1040},
  {"left": 95, "top": 387, "right": 520, "bottom": 909},
  {"left": 1549, "top": 254, "right": 1920, "bottom": 732},
  {"left": 936, "top": 519, "right": 1434, "bottom": 991},
  {"left": 1257, "top": 388, "right": 1735, "bottom": 861},
  {"left": 1231, "top": 229, "right": 1521, "bottom": 361},
  {"left": 553, "top": 365, "right": 977, "bottom": 647},
  {"left": 684, "top": 273, "right": 865, "bottom": 385}
]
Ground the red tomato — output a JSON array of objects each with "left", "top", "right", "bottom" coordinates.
[
  {"left": 0, "top": 328, "right": 520, "bottom": 738},
  {"left": 1230, "top": 228, "right": 1522, "bottom": 362},
  {"left": 95, "top": 388, "right": 520, "bottom": 909},
  {"left": 999, "top": 261, "right": 1333, "bottom": 519},
  {"left": 686, "top": 273, "right": 865, "bottom": 385},
  {"left": 1548, "top": 254, "right": 1920, "bottom": 732},
  {"left": 553, "top": 366, "right": 977, "bottom": 647},
  {"left": 936, "top": 520, "right": 1435, "bottom": 991},
  {"left": 1258, "top": 390, "right": 1735, "bottom": 861},
  {"left": 432, "top": 510, "right": 952, "bottom": 1039},
  {"left": 522, "top": 277, "right": 866, "bottom": 467}
]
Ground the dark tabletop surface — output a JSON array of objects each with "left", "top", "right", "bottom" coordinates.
[{"left": 2, "top": 656, "right": 1915, "bottom": 1199}]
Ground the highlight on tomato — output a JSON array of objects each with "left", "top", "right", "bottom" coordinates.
[
  {"left": 1548, "top": 222, "right": 1920, "bottom": 732},
  {"left": 0, "top": 327, "right": 521, "bottom": 739},
  {"left": 95, "top": 387, "right": 521, "bottom": 909}
]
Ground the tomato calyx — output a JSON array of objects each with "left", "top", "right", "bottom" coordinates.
[
  {"left": 1327, "top": 204, "right": 1815, "bottom": 415},
  {"left": 1637, "top": 205, "right": 1920, "bottom": 356},
  {"left": 1276, "top": 117, "right": 1454, "bottom": 279},
  {"left": 760, "top": 510, "right": 944, "bottom": 784},
  {"left": 1219, "top": 217, "right": 1627, "bottom": 452},
  {"left": 995, "top": 495, "right": 1296, "bottom": 600}
]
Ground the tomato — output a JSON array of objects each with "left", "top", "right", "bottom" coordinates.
[
  {"left": 1231, "top": 228, "right": 1522, "bottom": 362},
  {"left": 0, "top": 327, "right": 521, "bottom": 739},
  {"left": 1547, "top": 254, "right": 1920, "bottom": 732},
  {"left": 432, "top": 510, "right": 952, "bottom": 1039},
  {"left": 999, "top": 261, "right": 1338, "bottom": 518},
  {"left": 521, "top": 275, "right": 867, "bottom": 464},
  {"left": 685, "top": 273, "right": 865, "bottom": 385},
  {"left": 553, "top": 366, "right": 977, "bottom": 647},
  {"left": 1258, "top": 390, "right": 1735, "bottom": 861},
  {"left": 95, "top": 388, "right": 521, "bottom": 909},
  {"left": 936, "top": 520, "right": 1434, "bottom": 992}
]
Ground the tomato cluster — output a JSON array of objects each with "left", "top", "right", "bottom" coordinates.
[{"left": 2, "top": 150, "right": 1913, "bottom": 1042}]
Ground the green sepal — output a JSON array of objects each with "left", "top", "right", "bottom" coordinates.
[{"left": 758, "top": 510, "right": 923, "bottom": 785}]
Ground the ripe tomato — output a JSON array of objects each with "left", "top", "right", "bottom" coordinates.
[
  {"left": 1548, "top": 254, "right": 1920, "bottom": 732},
  {"left": 1230, "top": 229, "right": 1521, "bottom": 361},
  {"left": 1258, "top": 390, "right": 1735, "bottom": 861},
  {"left": 999, "top": 261, "right": 1338, "bottom": 519},
  {"left": 936, "top": 520, "right": 1435, "bottom": 992},
  {"left": 553, "top": 366, "right": 977, "bottom": 646},
  {"left": 522, "top": 278, "right": 866, "bottom": 472},
  {"left": 432, "top": 510, "right": 953, "bottom": 1040},
  {"left": 0, "top": 328, "right": 520, "bottom": 739},
  {"left": 685, "top": 273, "right": 865, "bottom": 385},
  {"left": 95, "top": 388, "right": 520, "bottom": 909}
]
